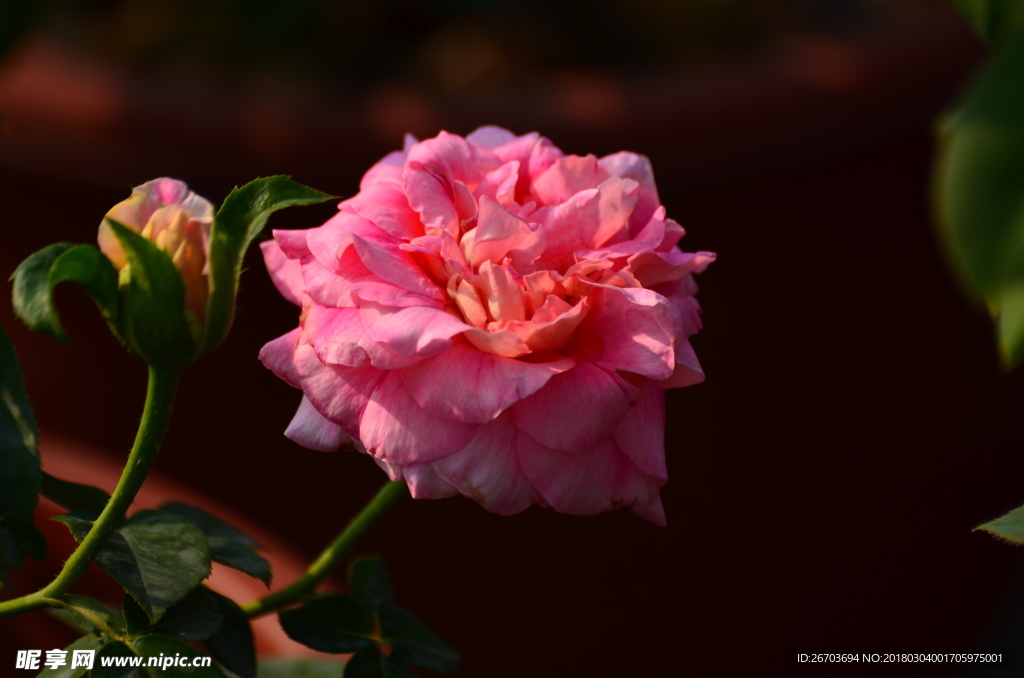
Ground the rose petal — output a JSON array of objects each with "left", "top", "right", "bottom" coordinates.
[
  {"left": 285, "top": 396, "right": 352, "bottom": 452},
  {"left": 432, "top": 412, "right": 534, "bottom": 514},
  {"left": 516, "top": 435, "right": 666, "bottom": 525},
  {"left": 358, "top": 302, "right": 471, "bottom": 358},
  {"left": 511, "top": 362, "right": 640, "bottom": 452},
  {"left": 359, "top": 372, "right": 476, "bottom": 464},
  {"left": 400, "top": 340, "right": 574, "bottom": 424},
  {"left": 292, "top": 343, "right": 385, "bottom": 435},
  {"left": 261, "top": 240, "right": 304, "bottom": 306},
  {"left": 611, "top": 380, "right": 667, "bottom": 480}
]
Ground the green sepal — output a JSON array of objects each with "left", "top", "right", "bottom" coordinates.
[
  {"left": 278, "top": 594, "right": 375, "bottom": 654},
  {"left": 954, "top": 0, "right": 1024, "bottom": 48},
  {"left": 347, "top": 557, "right": 392, "bottom": 616},
  {"left": 378, "top": 602, "right": 460, "bottom": 675},
  {"left": 160, "top": 503, "right": 271, "bottom": 585},
  {"left": 343, "top": 646, "right": 414, "bottom": 678},
  {"left": 203, "top": 176, "right": 333, "bottom": 353},
  {"left": 55, "top": 510, "right": 211, "bottom": 622},
  {"left": 202, "top": 590, "right": 256, "bottom": 678},
  {"left": 41, "top": 471, "right": 111, "bottom": 514},
  {"left": 36, "top": 634, "right": 105, "bottom": 677},
  {"left": 11, "top": 242, "right": 119, "bottom": 343},
  {"left": 0, "top": 323, "right": 40, "bottom": 520},
  {"left": 934, "top": 33, "right": 1024, "bottom": 368},
  {"left": 977, "top": 503, "right": 1024, "bottom": 542},
  {"left": 64, "top": 594, "right": 125, "bottom": 638},
  {"left": 107, "top": 219, "right": 197, "bottom": 368}
]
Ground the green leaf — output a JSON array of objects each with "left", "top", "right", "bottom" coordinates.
[
  {"left": 279, "top": 594, "right": 375, "bottom": 654},
  {"left": 257, "top": 660, "right": 344, "bottom": 678},
  {"left": 347, "top": 557, "right": 392, "bottom": 616},
  {"left": 150, "top": 586, "right": 223, "bottom": 641},
  {"left": 92, "top": 640, "right": 142, "bottom": 678},
  {"left": 107, "top": 219, "right": 197, "bottom": 367},
  {"left": 160, "top": 503, "right": 271, "bottom": 585},
  {"left": 56, "top": 510, "right": 211, "bottom": 622},
  {"left": 0, "top": 513, "right": 46, "bottom": 571},
  {"left": 11, "top": 243, "right": 119, "bottom": 343},
  {"left": 41, "top": 471, "right": 112, "bottom": 514},
  {"left": 129, "top": 635, "right": 225, "bottom": 678},
  {"left": 123, "top": 594, "right": 151, "bottom": 636},
  {"left": 35, "top": 634, "right": 105, "bottom": 677},
  {"left": 203, "top": 591, "right": 256, "bottom": 678},
  {"left": 0, "top": 323, "right": 40, "bottom": 520},
  {"left": 378, "top": 603, "right": 460, "bottom": 675},
  {"left": 978, "top": 503, "right": 1024, "bottom": 542},
  {"left": 955, "top": 0, "right": 1024, "bottom": 48},
  {"left": 64, "top": 595, "right": 124, "bottom": 638},
  {"left": 343, "top": 647, "right": 414, "bottom": 678},
  {"left": 203, "top": 176, "right": 332, "bottom": 352},
  {"left": 935, "top": 34, "right": 1024, "bottom": 367}
]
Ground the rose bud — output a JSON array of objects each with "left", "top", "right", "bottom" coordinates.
[
  {"left": 261, "top": 127, "right": 715, "bottom": 525},
  {"left": 98, "top": 178, "right": 213, "bottom": 324}
]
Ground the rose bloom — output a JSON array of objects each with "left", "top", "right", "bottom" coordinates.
[
  {"left": 98, "top": 178, "right": 213, "bottom": 321},
  {"left": 260, "top": 127, "right": 714, "bottom": 524}
]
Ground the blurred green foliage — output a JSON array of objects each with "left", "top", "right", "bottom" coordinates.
[{"left": 936, "top": 1, "right": 1024, "bottom": 368}]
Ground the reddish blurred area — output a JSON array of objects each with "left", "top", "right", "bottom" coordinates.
[{"left": 4, "top": 1, "right": 1024, "bottom": 676}]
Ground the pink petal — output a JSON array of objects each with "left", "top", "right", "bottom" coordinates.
[
  {"left": 465, "top": 125, "right": 519, "bottom": 149},
  {"left": 358, "top": 302, "right": 471, "bottom": 358},
  {"left": 574, "top": 286, "right": 675, "bottom": 381},
  {"left": 259, "top": 328, "right": 303, "bottom": 388},
  {"left": 359, "top": 149, "right": 408, "bottom": 190},
  {"left": 303, "top": 305, "right": 420, "bottom": 370},
  {"left": 432, "top": 412, "right": 534, "bottom": 514},
  {"left": 628, "top": 250, "right": 716, "bottom": 288},
  {"left": 292, "top": 343, "right": 385, "bottom": 435},
  {"left": 475, "top": 260, "right": 526, "bottom": 323},
  {"left": 531, "top": 155, "right": 610, "bottom": 205},
  {"left": 467, "top": 196, "right": 546, "bottom": 271},
  {"left": 352, "top": 231, "right": 445, "bottom": 302},
  {"left": 403, "top": 132, "right": 501, "bottom": 234},
  {"left": 271, "top": 228, "right": 312, "bottom": 259},
  {"left": 285, "top": 396, "right": 352, "bottom": 452},
  {"left": 341, "top": 182, "right": 424, "bottom": 241},
  {"left": 401, "top": 463, "right": 460, "bottom": 500},
  {"left": 533, "top": 177, "right": 638, "bottom": 269},
  {"left": 611, "top": 380, "right": 667, "bottom": 480},
  {"left": 654, "top": 339, "right": 706, "bottom": 388},
  {"left": 399, "top": 340, "right": 574, "bottom": 424},
  {"left": 359, "top": 372, "right": 476, "bottom": 464},
  {"left": 463, "top": 327, "right": 532, "bottom": 358},
  {"left": 516, "top": 435, "right": 666, "bottom": 525},
  {"left": 510, "top": 295, "right": 591, "bottom": 353},
  {"left": 598, "top": 152, "right": 660, "bottom": 234},
  {"left": 510, "top": 362, "right": 640, "bottom": 452},
  {"left": 261, "top": 240, "right": 304, "bottom": 306},
  {"left": 301, "top": 252, "right": 426, "bottom": 310}
]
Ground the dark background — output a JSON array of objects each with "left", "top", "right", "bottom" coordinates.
[{"left": 3, "top": 1, "right": 1024, "bottom": 676}]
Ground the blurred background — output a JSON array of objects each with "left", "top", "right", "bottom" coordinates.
[{"left": 3, "top": 0, "right": 1024, "bottom": 675}]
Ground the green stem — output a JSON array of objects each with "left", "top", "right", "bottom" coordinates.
[
  {"left": 0, "top": 365, "right": 180, "bottom": 618},
  {"left": 242, "top": 480, "right": 407, "bottom": 618}
]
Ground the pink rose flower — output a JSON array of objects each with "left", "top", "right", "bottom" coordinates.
[
  {"left": 98, "top": 178, "right": 213, "bottom": 322},
  {"left": 260, "top": 127, "right": 714, "bottom": 524}
]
